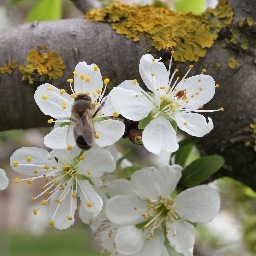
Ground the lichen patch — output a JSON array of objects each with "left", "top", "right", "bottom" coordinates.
[{"left": 0, "top": 61, "right": 18, "bottom": 74}]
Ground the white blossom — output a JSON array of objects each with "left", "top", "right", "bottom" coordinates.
[
  {"left": 34, "top": 61, "right": 125, "bottom": 149},
  {"left": 111, "top": 54, "right": 222, "bottom": 154},
  {"left": 10, "top": 146, "right": 116, "bottom": 229},
  {"left": 0, "top": 168, "right": 9, "bottom": 190},
  {"left": 106, "top": 165, "right": 220, "bottom": 255}
]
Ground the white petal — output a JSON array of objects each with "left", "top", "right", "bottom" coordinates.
[
  {"left": 49, "top": 188, "right": 77, "bottom": 230},
  {"left": 111, "top": 87, "right": 154, "bottom": 121},
  {"left": 176, "top": 112, "right": 213, "bottom": 137},
  {"left": 78, "top": 205, "right": 93, "bottom": 224},
  {"left": 47, "top": 147, "right": 81, "bottom": 163},
  {"left": 115, "top": 226, "right": 144, "bottom": 254},
  {"left": 174, "top": 75, "right": 215, "bottom": 110},
  {"left": 34, "top": 83, "right": 73, "bottom": 119},
  {"left": 106, "top": 195, "right": 147, "bottom": 225},
  {"left": 77, "top": 147, "right": 116, "bottom": 177},
  {"left": 10, "top": 147, "right": 55, "bottom": 176},
  {"left": 175, "top": 185, "right": 220, "bottom": 223},
  {"left": 117, "top": 80, "right": 142, "bottom": 92},
  {"left": 167, "top": 220, "right": 195, "bottom": 255},
  {"left": 74, "top": 62, "right": 103, "bottom": 101},
  {"left": 107, "top": 179, "right": 135, "bottom": 197},
  {"left": 96, "top": 95, "right": 116, "bottom": 117},
  {"left": 94, "top": 119, "right": 125, "bottom": 147},
  {"left": 44, "top": 125, "right": 77, "bottom": 150},
  {"left": 78, "top": 180, "right": 103, "bottom": 217},
  {"left": 139, "top": 54, "right": 169, "bottom": 93},
  {"left": 0, "top": 169, "right": 9, "bottom": 190},
  {"left": 142, "top": 116, "right": 179, "bottom": 154},
  {"left": 133, "top": 232, "right": 166, "bottom": 256}
]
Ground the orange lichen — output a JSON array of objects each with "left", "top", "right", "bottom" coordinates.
[{"left": 19, "top": 45, "right": 65, "bottom": 85}]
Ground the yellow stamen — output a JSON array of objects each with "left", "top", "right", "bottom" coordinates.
[
  {"left": 73, "top": 71, "right": 78, "bottom": 77},
  {"left": 72, "top": 193, "right": 77, "bottom": 198},
  {"left": 219, "top": 107, "right": 224, "bottom": 111},
  {"left": 26, "top": 156, "right": 32, "bottom": 162},
  {"left": 133, "top": 79, "right": 137, "bottom": 84},
  {"left": 41, "top": 200, "right": 47, "bottom": 205},
  {"left": 104, "top": 78, "right": 109, "bottom": 84},
  {"left": 47, "top": 86, "right": 53, "bottom": 90},
  {"left": 60, "top": 89, "right": 66, "bottom": 95},
  {"left": 67, "top": 78, "right": 73, "bottom": 83},
  {"left": 86, "top": 202, "right": 92, "bottom": 207},
  {"left": 189, "top": 65, "right": 193, "bottom": 69},
  {"left": 183, "top": 122, "right": 188, "bottom": 125},
  {"left": 68, "top": 216, "right": 73, "bottom": 221},
  {"left": 80, "top": 74, "right": 86, "bottom": 80},
  {"left": 151, "top": 115, "right": 155, "bottom": 120},
  {"left": 96, "top": 88, "right": 102, "bottom": 94},
  {"left": 49, "top": 220, "right": 54, "bottom": 226},
  {"left": 48, "top": 119, "right": 53, "bottom": 124},
  {"left": 61, "top": 102, "right": 67, "bottom": 109},
  {"left": 95, "top": 134, "right": 100, "bottom": 139},
  {"left": 175, "top": 68, "right": 179, "bottom": 72},
  {"left": 31, "top": 197, "right": 36, "bottom": 202},
  {"left": 70, "top": 93, "right": 76, "bottom": 98},
  {"left": 42, "top": 95, "right": 48, "bottom": 100},
  {"left": 112, "top": 112, "right": 119, "bottom": 118},
  {"left": 14, "top": 178, "right": 20, "bottom": 183},
  {"left": 33, "top": 209, "right": 38, "bottom": 215},
  {"left": 67, "top": 145, "right": 73, "bottom": 151},
  {"left": 87, "top": 169, "right": 91, "bottom": 176},
  {"left": 13, "top": 161, "right": 19, "bottom": 167},
  {"left": 94, "top": 65, "right": 99, "bottom": 71},
  {"left": 44, "top": 165, "right": 49, "bottom": 170},
  {"left": 216, "top": 84, "right": 220, "bottom": 88},
  {"left": 27, "top": 180, "right": 32, "bottom": 184},
  {"left": 202, "top": 69, "right": 207, "bottom": 73},
  {"left": 62, "top": 166, "right": 68, "bottom": 171},
  {"left": 79, "top": 155, "right": 85, "bottom": 160},
  {"left": 86, "top": 76, "right": 90, "bottom": 82},
  {"left": 55, "top": 199, "right": 62, "bottom": 204},
  {"left": 85, "top": 91, "right": 90, "bottom": 95},
  {"left": 52, "top": 166, "right": 57, "bottom": 170}
]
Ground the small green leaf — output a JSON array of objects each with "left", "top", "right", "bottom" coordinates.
[
  {"left": 26, "top": 0, "right": 62, "bottom": 22},
  {"left": 181, "top": 155, "right": 225, "bottom": 188},
  {"left": 138, "top": 114, "right": 152, "bottom": 129}
]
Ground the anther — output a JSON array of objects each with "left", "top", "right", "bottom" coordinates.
[
  {"left": 104, "top": 78, "right": 109, "bottom": 84},
  {"left": 202, "top": 69, "right": 207, "bottom": 73},
  {"left": 86, "top": 77, "right": 90, "bottom": 82},
  {"left": 73, "top": 71, "right": 78, "bottom": 77},
  {"left": 79, "top": 156, "right": 85, "bottom": 160},
  {"left": 67, "top": 78, "right": 73, "bottom": 83},
  {"left": 94, "top": 65, "right": 99, "bottom": 71},
  {"left": 189, "top": 65, "right": 193, "bottom": 69},
  {"left": 96, "top": 89, "right": 102, "bottom": 94},
  {"left": 86, "top": 202, "right": 92, "bottom": 207},
  {"left": 14, "top": 178, "right": 20, "bottom": 183},
  {"left": 31, "top": 197, "right": 36, "bottom": 202},
  {"left": 44, "top": 165, "right": 49, "bottom": 170},
  {"left": 13, "top": 161, "right": 19, "bottom": 167},
  {"left": 60, "top": 89, "right": 66, "bottom": 95},
  {"left": 72, "top": 193, "right": 77, "bottom": 198},
  {"left": 55, "top": 199, "right": 62, "bottom": 204},
  {"left": 49, "top": 220, "right": 54, "bottom": 226},
  {"left": 70, "top": 93, "right": 76, "bottom": 98},
  {"left": 33, "top": 209, "right": 38, "bottom": 215},
  {"left": 68, "top": 216, "right": 73, "bottom": 220},
  {"left": 132, "top": 79, "right": 137, "bottom": 84},
  {"left": 61, "top": 102, "right": 67, "bottom": 109},
  {"left": 41, "top": 200, "right": 47, "bottom": 205},
  {"left": 48, "top": 119, "right": 53, "bottom": 124},
  {"left": 67, "top": 145, "right": 73, "bottom": 151},
  {"left": 27, "top": 180, "right": 32, "bottom": 184},
  {"left": 85, "top": 91, "right": 90, "bottom": 95},
  {"left": 42, "top": 95, "right": 48, "bottom": 100},
  {"left": 47, "top": 86, "right": 53, "bottom": 90},
  {"left": 80, "top": 74, "right": 86, "bottom": 80},
  {"left": 216, "top": 84, "right": 220, "bottom": 88},
  {"left": 219, "top": 107, "right": 224, "bottom": 111},
  {"left": 112, "top": 112, "right": 119, "bottom": 118},
  {"left": 26, "top": 156, "right": 32, "bottom": 162},
  {"left": 87, "top": 169, "right": 91, "bottom": 176},
  {"left": 95, "top": 134, "right": 100, "bottom": 139}
]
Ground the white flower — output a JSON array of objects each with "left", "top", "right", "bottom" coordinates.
[
  {"left": 34, "top": 61, "right": 125, "bottom": 149},
  {"left": 110, "top": 54, "right": 221, "bottom": 154},
  {"left": 10, "top": 146, "right": 116, "bottom": 229},
  {"left": 0, "top": 168, "right": 9, "bottom": 190},
  {"left": 106, "top": 165, "right": 220, "bottom": 255}
]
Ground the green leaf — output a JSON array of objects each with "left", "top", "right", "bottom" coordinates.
[
  {"left": 181, "top": 155, "right": 225, "bottom": 188},
  {"left": 174, "top": 0, "right": 206, "bottom": 14},
  {"left": 138, "top": 114, "right": 152, "bottom": 129},
  {"left": 26, "top": 0, "right": 62, "bottom": 22}
]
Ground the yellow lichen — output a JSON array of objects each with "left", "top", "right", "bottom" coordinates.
[
  {"left": 19, "top": 45, "right": 65, "bottom": 85},
  {"left": 228, "top": 57, "right": 238, "bottom": 69},
  {"left": 86, "top": 0, "right": 233, "bottom": 62},
  {"left": 239, "top": 17, "right": 255, "bottom": 27},
  {"left": 0, "top": 61, "right": 18, "bottom": 74},
  {"left": 225, "top": 28, "right": 249, "bottom": 50},
  {"left": 247, "top": 118, "right": 256, "bottom": 153}
]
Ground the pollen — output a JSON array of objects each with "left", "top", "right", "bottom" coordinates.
[
  {"left": 61, "top": 102, "right": 67, "bottom": 109},
  {"left": 72, "top": 193, "right": 77, "bottom": 198},
  {"left": 33, "top": 209, "right": 38, "bottom": 215},
  {"left": 95, "top": 134, "right": 100, "bottom": 139},
  {"left": 48, "top": 119, "right": 53, "bottom": 124},
  {"left": 60, "top": 89, "right": 66, "bottom": 95},
  {"left": 104, "top": 78, "right": 109, "bottom": 84},
  {"left": 79, "top": 155, "right": 85, "bottom": 160},
  {"left": 80, "top": 74, "right": 86, "bottom": 80},
  {"left": 175, "top": 68, "right": 179, "bottom": 72},
  {"left": 94, "top": 65, "right": 99, "bottom": 71},
  {"left": 96, "top": 88, "right": 102, "bottom": 94},
  {"left": 44, "top": 165, "right": 49, "bottom": 170},
  {"left": 14, "top": 178, "right": 20, "bottom": 183},
  {"left": 183, "top": 122, "right": 188, "bottom": 125},
  {"left": 68, "top": 216, "right": 73, "bottom": 221},
  {"left": 73, "top": 71, "right": 78, "bottom": 77},
  {"left": 34, "top": 170, "right": 38, "bottom": 174},
  {"left": 151, "top": 115, "right": 155, "bottom": 120},
  {"left": 13, "top": 161, "right": 19, "bottom": 167},
  {"left": 151, "top": 73, "right": 155, "bottom": 76},
  {"left": 199, "top": 105, "right": 204, "bottom": 109},
  {"left": 52, "top": 166, "right": 57, "bottom": 170},
  {"left": 216, "top": 84, "right": 220, "bottom": 88},
  {"left": 31, "top": 197, "right": 36, "bottom": 202},
  {"left": 55, "top": 199, "right": 62, "bottom": 204},
  {"left": 67, "top": 78, "right": 73, "bottom": 83},
  {"left": 219, "top": 107, "right": 224, "bottom": 111},
  {"left": 26, "top": 156, "right": 32, "bottom": 162},
  {"left": 42, "top": 95, "right": 48, "bottom": 100},
  {"left": 49, "top": 220, "right": 54, "bottom": 226},
  {"left": 27, "top": 180, "right": 33, "bottom": 184},
  {"left": 133, "top": 79, "right": 137, "bottom": 84},
  {"left": 41, "top": 200, "right": 47, "bottom": 205},
  {"left": 67, "top": 145, "right": 73, "bottom": 151},
  {"left": 62, "top": 166, "right": 68, "bottom": 171},
  {"left": 70, "top": 93, "right": 76, "bottom": 98},
  {"left": 112, "top": 112, "right": 119, "bottom": 118},
  {"left": 202, "top": 68, "right": 207, "bottom": 73},
  {"left": 47, "top": 86, "right": 53, "bottom": 90},
  {"left": 87, "top": 169, "right": 91, "bottom": 176},
  {"left": 86, "top": 76, "right": 90, "bottom": 82},
  {"left": 86, "top": 202, "right": 92, "bottom": 207},
  {"left": 85, "top": 91, "right": 90, "bottom": 95},
  {"left": 189, "top": 65, "right": 193, "bottom": 69}
]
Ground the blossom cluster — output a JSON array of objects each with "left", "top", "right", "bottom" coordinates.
[{"left": 8, "top": 53, "right": 221, "bottom": 255}]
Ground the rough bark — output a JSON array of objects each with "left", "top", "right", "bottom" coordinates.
[{"left": 0, "top": 0, "right": 255, "bottom": 188}]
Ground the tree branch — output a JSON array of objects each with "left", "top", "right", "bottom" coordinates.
[
  {"left": 70, "top": 0, "right": 101, "bottom": 13},
  {"left": 0, "top": 0, "right": 255, "bottom": 189}
]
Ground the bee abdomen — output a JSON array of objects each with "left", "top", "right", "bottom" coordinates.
[{"left": 76, "top": 136, "right": 91, "bottom": 150}]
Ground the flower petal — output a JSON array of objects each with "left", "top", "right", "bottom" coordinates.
[
  {"left": 115, "top": 226, "right": 144, "bottom": 254},
  {"left": 34, "top": 83, "right": 73, "bottom": 119},
  {"left": 77, "top": 147, "right": 116, "bottom": 177},
  {"left": 49, "top": 188, "right": 77, "bottom": 230},
  {"left": 0, "top": 169, "right": 9, "bottom": 190},
  {"left": 117, "top": 80, "right": 142, "bottom": 92},
  {"left": 175, "top": 185, "right": 220, "bottom": 223},
  {"left": 111, "top": 87, "right": 154, "bottom": 121},
  {"left": 44, "top": 125, "right": 76, "bottom": 149},
  {"left": 175, "top": 112, "right": 213, "bottom": 137},
  {"left": 78, "top": 179, "right": 103, "bottom": 217},
  {"left": 107, "top": 179, "right": 135, "bottom": 197},
  {"left": 167, "top": 220, "right": 195, "bottom": 256},
  {"left": 174, "top": 75, "right": 215, "bottom": 110},
  {"left": 96, "top": 95, "right": 116, "bottom": 117},
  {"left": 94, "top": 119, "right": 125, "bottom": 147},
  {"left": 74, "top": 62, "right": 103, "bottom": 101},
  {"left": 106, "top": 195, "right": 147, "bottom": 225},
  {"left": 47, "top": 147, "right": 81, "bottom": 163},
  {"left": 139, "top": 54, "right": 169, "bottom": 93},
  {"left": 10, "top": 147, "right": 55, "bottom": 176},
  {"left": 142, "top": 116, "right": 179, "bottom": 154},
  {"left": 78, "top": 205, "right": 93, "bottom": 224}
]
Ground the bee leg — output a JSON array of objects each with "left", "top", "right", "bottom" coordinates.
[{"left": 92, "top": 98, "right": 106, "bottom": 118}]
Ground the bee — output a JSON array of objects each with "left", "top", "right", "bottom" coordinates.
[{"left": 67, "top": 94, "right": 103, "bottom": 150}]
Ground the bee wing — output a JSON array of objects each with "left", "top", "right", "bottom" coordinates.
[
  {"left": 75, "top": 109, "right": 95, "bottom": 147},
  {"left": 66, "top": 118, "right": 77, "bottom": 147}
]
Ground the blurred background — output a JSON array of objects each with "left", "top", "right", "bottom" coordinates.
[{"left": 0, "top": 0, "right": 255, "bottom": 255}]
